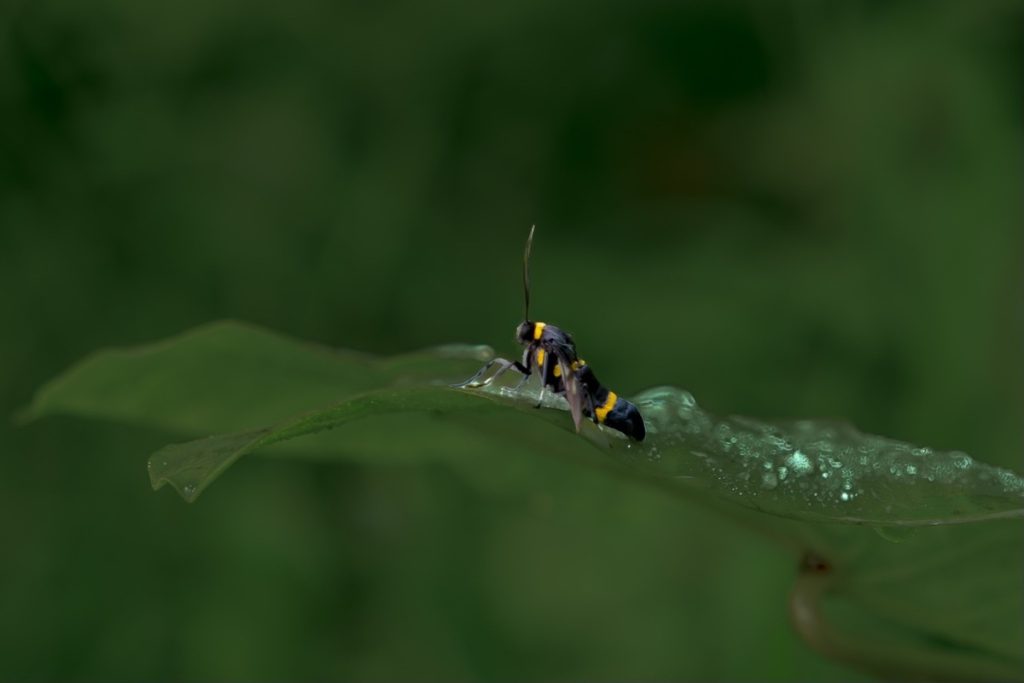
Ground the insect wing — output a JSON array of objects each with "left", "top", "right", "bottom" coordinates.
[{"left": 556, "top": 353, "right": 585, "bottom": 433}]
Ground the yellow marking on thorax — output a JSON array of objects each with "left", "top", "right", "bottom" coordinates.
[
  {"left": 533, "top": 322, "right": 546, "bottom": 340},
  {"left": 537, "top": 347, "right": 562, "bottom": 376},
  {"left": 571, "top": 359, "right": 586, "bottom": 371},
  {"left": 595, "top": 391, "right": 618, "bottom": 423}
]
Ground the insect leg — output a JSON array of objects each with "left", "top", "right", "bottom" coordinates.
[
  {"left": 534, "top": 350, "right": 552, "bottom": 408},
  {"left": 452, "top": 358, "right": 528, "bottom": 388},
  {"left": 512, "top": 346, "right": 534, "bottom": 390},
  {"left": 451, "top": 360, "right": 498, "bottom": 388},
  {"left": 486, "top": 358, "right": 530, "bottom": 385}
]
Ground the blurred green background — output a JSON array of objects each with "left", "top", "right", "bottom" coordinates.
[{"left": 2, "top": 0, "right": 1022, "bottom": 680}]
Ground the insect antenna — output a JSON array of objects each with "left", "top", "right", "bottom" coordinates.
[{"left": 523, "top": 225, "right": 535, "bottom": 321}]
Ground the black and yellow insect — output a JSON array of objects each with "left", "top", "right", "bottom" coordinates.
[{"left": 454, "top": 227, "right": 646, "bottom": 441}]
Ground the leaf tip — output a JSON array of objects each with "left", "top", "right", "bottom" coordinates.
[
  {"left": 148, "top": 471, "right": 203, "bottom": 503},
  {"left": 147, "top": 454, "right": 202, "bottom": 502}
]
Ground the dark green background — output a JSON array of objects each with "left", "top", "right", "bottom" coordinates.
[{"left": 2, "top": 1, "right": 1021, "bottom": 680}]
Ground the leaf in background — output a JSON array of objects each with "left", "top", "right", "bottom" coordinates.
[
  {"left": 22, "top": 321, "right": 1024, "bottom": 681},
  {"left": 791, "top": 521, "right": 1024, "bottom": 683}
]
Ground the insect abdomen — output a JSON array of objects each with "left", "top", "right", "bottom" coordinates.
[
  {"left": 601, "top": 397, "right": 646, "bottom": 441},
  {"left": 579, "top": 367, "right": 646, "bottom": 441}
]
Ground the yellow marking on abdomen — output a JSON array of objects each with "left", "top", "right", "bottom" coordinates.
[
  {"left": 595, "top": 391, "right": 618, "bottom": 423},
  {"left": 553, "top": 364, "right": 562, "bottom": 377},
  {"left": 533, "top": 322, "right": 546, "bottom": 340}
]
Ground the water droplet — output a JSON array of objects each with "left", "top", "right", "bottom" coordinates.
[
  {"left": 839, "top": 492, "right": 850, "bottom": 502},
  {"left": 761, "top": 472, "right": 778, "bottom": 490},
  {"left": 954, "top": 454, "right": 972, "bottom": 469},
  {"left": 905, "top": 464, "right": 917, "bottom": 475},
  {"left": 821, "top": 471, "right": 830, "bottom": 479},
  {"left": 777, "top": 466, "right": 789, "bottom": 481},
  {"left": 182, "top": 483, "right": 197, "bottom": 498},
  {"left": 786, "top": 450, "right": 813, "bottom": 475}
]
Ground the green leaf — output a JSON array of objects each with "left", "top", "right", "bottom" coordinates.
[
  {"left": 19, "top": 319, "right": 493, "bottom": 433},
  {"left": 145, "top": 387, "right": 497, "bottom": 502},
  {"left": 150, "top": 382, "right": 1024, "bottom": 526},
  {"left": 23, "top": 321, "right": 1024, "bottom": 526},
  {"left": 22, "top": 321, "right": 1024, "bottom": 681}
]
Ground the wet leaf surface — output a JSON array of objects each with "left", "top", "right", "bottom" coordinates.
[{"left": 22, "top": 321, "right": 1024, "bottom": 681}]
